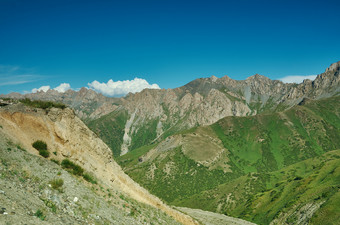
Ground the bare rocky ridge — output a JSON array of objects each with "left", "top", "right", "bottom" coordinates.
[
  {"left": 0, "top": 104, "right": 198, "bottom": 225},
  {"left": 2, "top": 61, "right": 339, "bottom": 155}
]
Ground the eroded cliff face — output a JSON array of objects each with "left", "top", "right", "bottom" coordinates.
[{"left": 0, "top": 104, "right": 198, "bottom": 225}]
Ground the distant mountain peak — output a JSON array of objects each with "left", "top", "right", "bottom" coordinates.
[
  {"left": 246, "top": 73, "right": 270, "bottom": 81},
  {"left": 210, "top": 75, "right": 218, "bottom": 82},
  {"left": 325, "top": 61, "right": 340, "bottom": 72}
]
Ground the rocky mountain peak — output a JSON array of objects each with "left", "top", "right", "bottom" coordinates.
[
  {"left": 246, "top": 74, "right": 270, "bottom": 81},
  {"left": 78, "top": 87, "right": 96, "bottom": 97},
  {"left": 2, "top": 61, "right": 340, "bottom": 155},
  {"left": 325, "top": 61, "right": 340, "bottom": 72},
  {"left": 210, "top": 75, "right": 218, "bottom": 82}
]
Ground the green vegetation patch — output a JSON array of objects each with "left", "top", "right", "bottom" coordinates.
[
  {"left": 83, "top": 173, "right": 97, "bottom": 184},
  {"left": 32, "top": 140, "right": 47, "bottom": 151},
  {"left": 20, "top": 98, "right": 66, "bottom": 109},
  {"left": 34, "top": 209, "right": 46, "bottom": 220},
  {"left": 121, "top": 147, "right": 239, "bottom": 204},
  {"left": 61, "top": 159, "right": 84, "bottom": 176},
  {"left": 130, "top": 119, "right": 159, "bottom": 150},
  {"left": 117, "top": 143, "right": 157, "bottom": 168},
  {"left": 118, "top": 96, "right": 340, "bottom": 224},
  {"left": 32, "top": 140, "right": 49, "bottom": 158},
  {"left": 38, "top": 150, "right": 50, "bottom": 158},
  {"left": 49, "top": 178, "right": 64, "bottom": 191},
  {"left": 87, "top": 109, "right": 128, "bottom": 157},
  {"left": 176, "top": 150, "right": 340, "bottom": 225},
  {"left": 60, "top": 159, "right": 98, "bottom": 184}
]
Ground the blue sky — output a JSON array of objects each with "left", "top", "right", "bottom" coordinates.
[{"left": 1, "top": 0, "right": 339, "bottom": 96}]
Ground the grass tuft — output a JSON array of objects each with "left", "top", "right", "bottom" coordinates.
[
  {"left": 49, "top": 178, "right": 64, "bottom": 190},
  {"left": 61, "top": 159, "right": 84, "bottom": 176},
  {"left": 83, "top": 173, "right": 97, "bottom": 184},
  {"left": 34, "top": 209, "right": 46, "bottom": 220}
]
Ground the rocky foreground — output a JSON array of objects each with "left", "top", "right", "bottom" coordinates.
[{"left": 0, "top": 103, "right": 198, "bottom": 224}]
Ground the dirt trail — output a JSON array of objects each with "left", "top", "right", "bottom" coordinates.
[
  {"left": 177, "top": 207, "right": 256, "bottom": 225},
  {"left": 0, "top": 105, "right": 198, "bottom": 225}
]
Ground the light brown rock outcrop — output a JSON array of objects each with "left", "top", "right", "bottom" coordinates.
[{"left": 0, "top": 105, "right": 198, "bottom": 225}]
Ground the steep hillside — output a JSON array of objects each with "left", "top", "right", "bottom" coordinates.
[
  {"left": 117, "top": 96, "right": 340, "bottom": 224},
  {"left": 0, "top": 133, "right": 180, "bottom": 225},
  {"left": 176, "top": 150, "right": 340, "bottom": 225},
  {"left": 112, "top": 61, "right": 340, "bottom": 154},
  {"left": 2, "top": 61, "right": 340, "bottom": 156},
  {"left": 0, "top": 103, "right": 198, "bottom": 225},
  {"left": 87, "top": 108, "right": 129, "bottom": 157}
]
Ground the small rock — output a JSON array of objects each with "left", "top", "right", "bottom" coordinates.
[
  {"left": 0, "top": 190, "right": 5, "bottom": 194},
  {"left": 73, "top": 197, "right": 78, "bottom": 202}
]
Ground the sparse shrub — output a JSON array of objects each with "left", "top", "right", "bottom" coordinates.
[
  {"left": 34, "top": 209, "right": 46, "bottom": 220},
  {"left": 50, "top": 178, "right": 64, "bottom": 190},
  {"left": 20, "top": 98, "right": 66, "bottom": 109},
  {"left": 16, "top": 145, "right": 26, "bottom": 151},
  {"left": 129, "top": 207, "right": 137, "bottom": 216},
  {"left": 72, "top": 164, "right": 84, "bottom": 176},
  {"left": 53, "top": 151, "right": 57, "bottom": 155},
  {"left": 83, "top": 173, "right": 97, "bottom": 184},
  {"left": 42, "top": 198, "right": 57, "bottom": 213},
  {"left": 61, "top": 158, "right": 73, "bottom": 168},
  {"left": 39, "top": 150, "right": 50, "bottom": 158},
  {"left": 32, "top": 141, "right": 49, "bottom": 157},
  {"left": 32, "top": 140, "right": 47, "bottom": 151},
  {"left": 61, "top": 159, "right": 84, "bottom": 176},
  {"left": 50, "top": 159, "right": 60, "bottom": 165}
]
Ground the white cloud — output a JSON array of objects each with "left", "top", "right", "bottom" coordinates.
[
  {"left": 279, "top": 75, "right": 317, "bottom": 84},
  {"left": 32, "top": 83, "right": 72, "bottom": 93},
  {"left": 88, "top": 78, "right": 160, "bottom": 96},
  {"left": 53, "top": 83, "right": 71, "bottom": 93},
  {"left": 32, "top": 85, "right": 50, "bottom": 93}
]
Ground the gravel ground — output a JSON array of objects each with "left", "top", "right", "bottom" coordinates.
[{"left": 0, "top": 129, "right": 180, "bottom": 225}]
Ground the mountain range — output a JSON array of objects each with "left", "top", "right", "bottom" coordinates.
[
  {"left": 2, "top": 61, "right": 340, "bottom": 157},
  {"left": 1, "top": 61, "right": 339, "bottom": 224}
]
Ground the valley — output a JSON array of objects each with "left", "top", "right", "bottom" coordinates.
[
  {"left": 1, "top": 61, "right": 339, "bottom": 224},
  {"left": 117, "top": 96, "right": 340, "bottom": 224}
]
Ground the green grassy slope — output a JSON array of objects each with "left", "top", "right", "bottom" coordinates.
[
  {"left": 129, "top": 119, "right": 159, "bottom": 151},
  {"left": 211, "top": 96, "right": 340, "bottom": 174},
  {"left": 118, "top": 146, "right": 240, "bottom": 203},
  {"left": 175, "top": 150, "right": 340, "bottom": 225},
  {"left": 117, "top": 96, "right": 340, "bottom": 224},
  {"left": 87, "top": 109, "right": 128, "bottom": 157}
]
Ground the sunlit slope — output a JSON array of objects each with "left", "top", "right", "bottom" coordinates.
[{"left": 117, "top": 96, "right": 340, "bottom": 224}]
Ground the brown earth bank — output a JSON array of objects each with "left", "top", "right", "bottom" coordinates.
[{"left": 0, "top": 103, "right": 198, "bottom": 225}]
